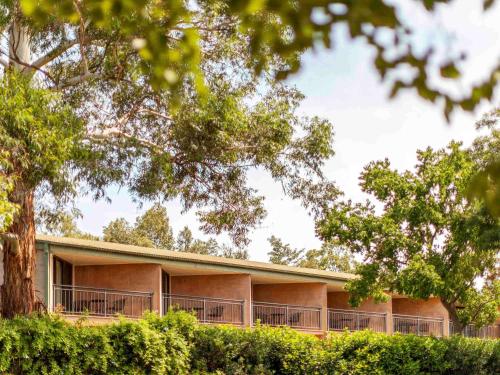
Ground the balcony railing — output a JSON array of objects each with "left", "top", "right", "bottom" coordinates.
[
  {"left": 252, "top": 301, "right": 321, "bottom": 330},
  {"left": 163, "top": 294, "right": 245, "bottom": 325},
  {"left": 328, "top": 309, "right": 387, "bottom": 333},
  {"left": 393, "top": 314, "right": 444, "bottom": 337},
  {"left": 449, "top": 322, "right": 500, "bottom": 339},
  {"left": 52, "top": 285, "right": 153, "bottom": 318}
]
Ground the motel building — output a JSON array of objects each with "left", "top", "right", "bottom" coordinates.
[{"left": 0, "top": 235, "right": 498, "bottom": 339}]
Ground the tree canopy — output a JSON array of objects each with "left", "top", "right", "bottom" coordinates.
[
  {"left": 267, "top": 235, "right": 356, "bottom": 273},
  {"left": 18, "top": 0, "right": 500, "bottom": 119},
  {"left": 316, "top": 125, "right": 500, "bottom": 329}
]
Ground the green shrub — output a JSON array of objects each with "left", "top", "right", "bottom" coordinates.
[
  {"left": 105, "top": 318, "right": 189, "bottom": 375},
  {"left": 0, "top": 314, "right": 498, "bottom": 374}
]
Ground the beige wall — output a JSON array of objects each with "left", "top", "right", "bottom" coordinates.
[
  {"left": 171, "top": 274, "right": 252, "bottom": 326},
  {"left": 393, "top": 297, "right": 449, "bottom": 336},
  {"left": 75, "top": 263, "right": 162, "bottom": 312},
  {"left": 252, "top": 283, "right": 328, "bottom": 332},
  {"left": 392, "top": 297, "right": 448, "bottom": 319},
  {"left": 328, "top": 292, "right": 392, "bottom": 333},
  {"left": 327, "top": 292, "right": 392, "bottom": 314}
]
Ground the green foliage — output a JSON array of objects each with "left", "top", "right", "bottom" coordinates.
[
  {"left": 0, "top": 167, "right": 17, "bottom": 231},
  {"left": 468, "top": 108, "right": 500, "bottom": 217},
  {"left": 0, "top": 72, "right": 83, "bottom": 203},
  {"left": 267, "top": 235, "right": 356, "bottom": 273},
  {"left": 0, "top": 314, "right": 499, "bottom": 374},
  {"left": 17, "top": 0, "right": 500, "bottom": 118},
  {"left": 317, "top": 134, "right": 500, "bottom": 328}
]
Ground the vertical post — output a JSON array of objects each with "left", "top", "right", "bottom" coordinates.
[
  {"left": 417, "top": 317, "right": 421, "bottom": 336},
  {"left": 285, "top": 305, "right": 289, "bottom": 326},
  {"left": 356, "top": 312, "right": 360, "bottom": 331},
  {"left": 43, "top": 243, "right": 50, "bottom": 311},
  {"left": 241, "top": 301, "right": 244, "bottom": 325},
  {"left": 203, "top": 298, "right": 207, "bottom": 322},
  {"left": 104, "top": 290, "right": 107, "bottom": 317}
]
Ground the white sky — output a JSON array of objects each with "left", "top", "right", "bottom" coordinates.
[{"left": 75, "top": 0, "right": 500, "bottom": 261}]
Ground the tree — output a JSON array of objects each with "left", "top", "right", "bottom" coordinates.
[
  {"left": 267, "top": 235, "right": 355, "bottom": 273},
  {"left": 21, "top": 0, "right": 499, "bottom": 118},
  {"left": 316, "top": 130, "right": 500, "bottom": 331},
  {"left": 468, "top": 108, "right": 500, "bottom": 218},
  {"left": 133, "top": 204, "right": 175, "bottom": 249},
  {"left": 0, "top": 1, "right": 335, "bottom": 316},
  {"left": 37, "top": 212, "right": 98, "bottom": 241},
  {"left": 176, "top": 226, "right": 194, "bottom": 253}
]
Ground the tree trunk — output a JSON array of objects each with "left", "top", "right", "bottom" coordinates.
[
  {"left": 1, "top": 184, "right": 36, "bottom": 318},
  {"left": 441, "top": 298, "right": 463, "bottom": 334}
]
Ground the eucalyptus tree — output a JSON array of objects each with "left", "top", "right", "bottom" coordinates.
[
  {"left": 316, "top": 128, "right": 500, "bottom": 331},
  {"left": 0, "top": 0, "right": 339, "bottom": 317}
]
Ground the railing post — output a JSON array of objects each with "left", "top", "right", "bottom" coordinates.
[
  {"left": 241, "top": 300, "right": 245, "bottom": 325},
  {"left": 203, "top": 298, "right": 207, "bottom": 323},
  {"left": 356, "top": 312, "right": 360, "bottom": 331},
  {"left": 285, "top": 305, "right": 289, "bottom": 326},
  {"left": 417, "top": 317, "right": 420, "bottom": 336},
  {"left": 104, "top": 290, "right": 107, "bottom": 317}
]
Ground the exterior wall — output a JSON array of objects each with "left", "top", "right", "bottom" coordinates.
[
  {"left": 252, "top": 283, "right": 328, "bottom": 332},
  {"left": 392, "top": 297, "right": 448, "bottom": 319},
  {"left": 34, "top": 249, "right": 48, "bottom": 306},
  {"left": 171, "top": 274, "right": 252, "bottom": 326},
  {"left": 328, "top": 291, "right": 392, "bottom": 333},
  {"left": 74, "top": 263, "right": 162, "bottom": 312},
  {"left": 0, "top": 248, "right": 48, "bottom": 307},
  {"left": 392, "top": 297, "right": 449, "bottom": 336}
]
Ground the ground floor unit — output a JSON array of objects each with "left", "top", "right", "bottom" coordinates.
[{"left": 1, "top": 235, "right": 498, "bottom": 338}]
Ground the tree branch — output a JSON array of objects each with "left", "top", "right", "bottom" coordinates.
[
  {"left": 30, "top": 39, "right": 79, "bottom": 69},
  {"left": 55, "top": 71, "right": 100, "bottom": 89}
]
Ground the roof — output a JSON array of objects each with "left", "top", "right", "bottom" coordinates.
[{"left": 36, "top": 235, "right": 356, "bottom": 283}]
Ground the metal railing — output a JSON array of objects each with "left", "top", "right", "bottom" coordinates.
[
  {"left": 252, "top": 301, "right": 321, "bottom": 330},
  {"left": 393, "top": 314, "right": 444, "bottom": 337},
  {"left": 328, "top": 309, "right": 387, "bottom": 333},
  {"left": 449, "top": 322, "right": 500, "bottom": 339},
  {"left": 163, "top": 294, "right": 245, "bottom": 325},
  {"left": 52, "top": 285, "right": 153, "bottom": 318}
]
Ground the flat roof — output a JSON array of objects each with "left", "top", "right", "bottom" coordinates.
[{"left": 36, "top": 235, "right": 355, "bottom": 283}]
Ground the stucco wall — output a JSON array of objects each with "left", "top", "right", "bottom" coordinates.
[
  {"left": 171, "top": 274, "right": 252, "bottom": 326},
  {"left": 74, "top": 263, "right": 162, "bottom": 313},
  {"left": 392, "top": 297, "right": 448, "bottom": 319},
  {"left": 327, "top": 291, "right": 392, "bottom": 333},
  {"left": 327, "top": 292, "right": 392, "bottom": 314},
  {"left": 252, "top": 283, "right": 328, "bottom": 331}
]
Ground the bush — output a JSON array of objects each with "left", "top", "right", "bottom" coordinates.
[{"left": 0, "top": 314, "right": 497, "bottom": 374}]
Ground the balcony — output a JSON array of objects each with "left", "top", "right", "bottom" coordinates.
[
  {"left": 53, "top": 285, "right": 153, "bottom": 318},
  {"left": 328, "top": 308, "right": 387, "bottom": 333},
  {"left": 163, "top": 294, "right": 245, "bottom": 325},
  {"left": 393, "top": 314, "right": 444, "bottom": 337},
  {"left": 449, "top": 322, "right": 500, "bottom": 339},
  {"left": 252, "top": 301, "right": 321, "bottom": 330}
]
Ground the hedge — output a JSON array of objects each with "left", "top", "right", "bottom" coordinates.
[{"left": 0, "top": 313, "right": 498, "bottom": 374}]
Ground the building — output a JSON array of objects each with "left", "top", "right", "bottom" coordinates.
[{"left": 1, "top": 235, "right": 498, "bottom": 338}]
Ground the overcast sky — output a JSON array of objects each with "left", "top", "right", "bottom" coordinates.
[{"left": 75, "top": 0, "right": 499, "bottom": 261}]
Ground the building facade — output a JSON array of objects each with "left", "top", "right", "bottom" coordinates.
[{"left": 1, "top": 235, "right": 498, "bottom": 338}]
